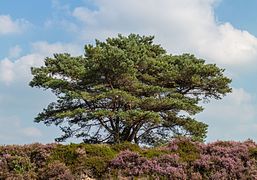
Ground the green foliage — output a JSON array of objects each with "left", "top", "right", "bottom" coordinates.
[
  {"left": 80, "top": 144, "right": 117, "bottom": 177},
  {"left": 249, "top": 147, "right": 257, "bottom": 160},
  {"left": 111, "top": 141, "right": 141, "bottom": 152},
  {"left": 50, "top": 144, "right": 80, "bottom": 167},
  {"left": 1, "top": 139, "right": 257, "bottom": 179},
  {"left": 8, "top": 156, "right": 34, "bottom": 174},
  {"left": 30, "top": 34, "right": 232, "bottom": 145},
  {"left": 49, "top": 143, "right": 119, "bottom": 177},
  {"left": 83, "top": 144, "right": 117, "bottom": 157},
  {"left": 38, "top": 161, "right": 74, "bottom": 180},
  {"left": 140, "top": 148, "right": 171, "bottom": 159},
  {"left": 83, "top": 156, "right": 110, "bottom": 177},
  {"left": 176, "top": 140, "right": 200, "bottom": 162}
]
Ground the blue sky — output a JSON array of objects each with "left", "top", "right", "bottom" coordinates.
[{"left": 1, "top": 0, "right": 257, "bottom": 144}]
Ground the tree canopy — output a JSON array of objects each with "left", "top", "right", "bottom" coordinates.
[{"left": 30, "top": 34, "right": 231, "bottom": 145}]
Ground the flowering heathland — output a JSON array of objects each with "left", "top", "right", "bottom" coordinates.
[
  {"left": 110, "top": 138, "right": 257, "bottom": 179},
  {"left": 1, "top": 139, "right": 257, "bottom": 179}
]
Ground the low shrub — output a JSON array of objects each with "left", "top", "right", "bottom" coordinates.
[
  {"left": 0, "top": 154, "right": 37, "bottom": 179},
  {"left": 111, "top": 141, "right": 141, "bottom": 152},
  {"left": 0, "top": 138, "right": 257, "bottom": 179},
  {"left": 49, "top": 143, "right": 118, "bottom": 178},
  {"left": 81, "top": 144, "right": 117, "bottom": 177},
  {"left": 49, "top": 144, "right": 80, "bottom": 167},
  {"left": 110, "top": 138, "right": 257, "bottom": 179},
  {"left": 38, "top": 161, "right": 74, "bottom": 180},
  {"left": 139, "top": 148, "right": 171, "bottom": 159}
]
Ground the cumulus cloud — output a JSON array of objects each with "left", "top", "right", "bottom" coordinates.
[
  {"left": 31, "top": 41, "right": 82, "bottom": 56},
  {"left": 0, "top": 15, "right": 30, "bottom": 35},
  {"left": 73, "top": 7, "right": 97, "bottom": 25},
  {"left": 0, "top": 54, "right": 43, "bottom": 84},
  {"left": 0, "top": 41, "right": 82, "bottom": 85},
  {"left": 71, "top": 0, "right": 257, "bottom": 66},
  {"left": 8, "top": 45, "right": 22, "bottom": 59},
  {"left": 197, "top": 88, "right": 257, "bottom": 141},
  {"left": 0, "top": 59, "right": 14, "bottom": 85}
]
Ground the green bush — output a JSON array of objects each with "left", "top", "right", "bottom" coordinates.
[
  {"left": 83, "top": 144, "right": 117, "bottom": 157},
  {"left": 49, "top": 143, "right": 118, "bottom": 178},
  {"left": 174, "top": 139, "right": 200, "bottom": 163},
  {"left": 249, "top": 147, "right": 257, "bottom": 160},
  {"left": 8, "top": 156, "right": 34, "bottom": 174},
  {"left": 111, "top": 142, "right": 141, "bottom": 152},
  {"left": 139, "top": 148, "right": 171, "bottom": 158},
  {"left": 83, "top": 156, "right": 110, "bottom": 177},
  {"left": 82, "top": 144, "right": 117, "bottom": 177},
  {"left": 0, "top": 155, "right": 37, "bottom": 179},
  {"left": 49, "top": 144, "right": 80, "bottom": 167},
  {"left": 38, "top": 161, "right": 74, "bottom": 180}
]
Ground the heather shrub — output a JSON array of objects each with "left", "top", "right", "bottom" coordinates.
[
  {"left": 38, "top": 161, "right": 74, "bottom": 180},
  {"left": 1, "top": 138, "right": 257, "bottom": 179},
  {"left": 0, "top": 143, "right": 56, "bottom": 179},
  {"left": 110, "top": 150, "right": 148, "bottom": 176},
  {"left": 110, "top": 138, "right": 257, "bottom": 179},
  {"left": 0, "top": 154, "right": 37, "bottom": 179},
  {"left": 83, "top": 144, "right": 116, "bottom": 157},
  {"left": 81, "top": 144, "right": 117, "bottom": 177},
  {"left": 111, "top": 141, "right": 141, "bottom": 152},
  {"left": 139, "top": 147, "right": 171, "bottom": 159},
  {"left": 49, "top": 144, "right": 80, "bottom": 167},
  {"left": 7, "top": 156, "right": 34, "bottom": 174},
  {"left": 192, "top": 140, "right": 257, "bottom": 179},
  {"left": 28, "top": 143, "right": 57, "bottom": 168},
  {"left": 82, "top": 156, "right": 111, "bottom": 177},
  {"left": 161, "top": 137, "right": 200, "bottom": 163},
  {"left": 175, "top": 138, "right": 200, "bottom": 163},
  {"left": 49, "top": 143, "right": 118, "bottom": 178},
  {"left": 0, "top": 143, "right": 56, "bottom": 157},
  {"left": 110, "top": 150, "right": 187, "bottom": 179},
  {"left": 0, "top": 145, "right": 27, "bottom": 157},
  {"left": 249, "top": 147, "right": 257, "bottom": 158}
]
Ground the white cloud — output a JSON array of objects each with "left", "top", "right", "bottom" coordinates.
[
  {"left": 0, "top": 59, "right": 14, "bottom": 85},
  {"left": 0, "top": 41, "right": 82, "bottom": 85},
  {"left": 199, "top": 23, "right": 257, "bottom": 65},
  {"left": 0, "top": 15, "right": 30, "bottom": 35},
  {"left": 0, "top": 54, "right": 44, "bottom": 84},
  {"left": 8, "top": 45, "right": 22, "bottom": 58},
  {"left": 203, "top": 88, "right": 256, "bottom": 121},
  {"left": 197, "top": 88, "right": 257, "bottom": 141},
  {"left": 31, "top": 41, "right": 82, "bottom": 56},
  {"left": 71, "top": 0, "right": 257, "bottom": 66},
  {"left": 73, "top": 7, "right": 97, "bottom": 25}
]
